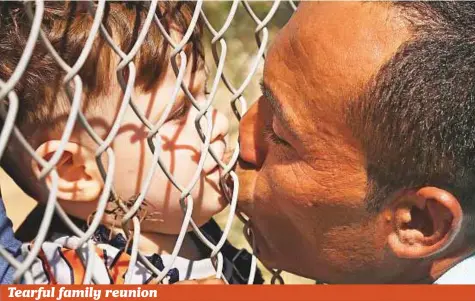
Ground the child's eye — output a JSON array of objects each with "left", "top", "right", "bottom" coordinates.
[{"left": 166, "top": 102, "right": 190, "bottom": 123}]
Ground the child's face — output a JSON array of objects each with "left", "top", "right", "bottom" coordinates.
[{"left": 87, "top": 58, "right": 229, "bottom": 234}]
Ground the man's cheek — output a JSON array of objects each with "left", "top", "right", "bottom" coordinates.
[
  {"left": 253, "top": 168, "right": 304, "bottom": 227},
  {"left": 265, "top": 163, "right": 310, "bottom": 201}
]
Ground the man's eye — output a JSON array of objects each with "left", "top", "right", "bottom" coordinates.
[{"left": 263, "top": 123, "right": 291, "bottom": 147}]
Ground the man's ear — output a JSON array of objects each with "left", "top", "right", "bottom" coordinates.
[
  {"left": 387, "top": 187, "right": 463, "bottom": 259},
  {"left": 31, "top": 140, "right": 103, "bottom": 202}
]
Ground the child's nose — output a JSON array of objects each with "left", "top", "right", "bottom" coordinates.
[{"left": 202, "top": 107, "right": 229, "bottom": 174}]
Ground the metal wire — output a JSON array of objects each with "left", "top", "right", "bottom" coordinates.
[{"left": 0, "top": 0, "right": 295, "bottom": 284}]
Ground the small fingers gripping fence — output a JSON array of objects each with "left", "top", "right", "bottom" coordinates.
[{"left": 0, "top": 0, "right": 296, "bottom": 284}]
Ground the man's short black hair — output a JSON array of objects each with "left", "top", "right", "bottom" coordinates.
[{"left": 347, "top": 2, "right": 475, "bottom": 239}]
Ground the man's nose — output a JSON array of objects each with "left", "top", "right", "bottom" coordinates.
[{"left": 239, "top": 98, "right": 269, "bottom": 168}]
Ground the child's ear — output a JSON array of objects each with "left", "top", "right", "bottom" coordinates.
[{"left": 32, "top": 140, "right": 103, "bottom": 202}]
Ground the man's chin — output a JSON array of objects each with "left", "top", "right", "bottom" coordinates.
[
  {"left": 245, "top": 223, "right": 320, "bottom": 281},
  {"left": 236, "top": 198, "right": 254, "bottom": 220},
  {"left": 243, "top": 222, "right": 277, "bottom": 267}
]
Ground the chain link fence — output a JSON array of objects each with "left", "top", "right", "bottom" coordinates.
[{"left": 0, "top": 0, "right": 301, "bottom": 284}]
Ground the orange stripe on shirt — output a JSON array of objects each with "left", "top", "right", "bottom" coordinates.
[
  {"left": 61, "top": 249, "right": 86, "bottom": 284},
  {"left": 109, "top": 250, "right": 131, "bottom": 284}
]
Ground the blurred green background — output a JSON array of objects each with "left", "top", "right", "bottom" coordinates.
[{"left": 201, "top": 1, "right": 314, "bottom": 284}]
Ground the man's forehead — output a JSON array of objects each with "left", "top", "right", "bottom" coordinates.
[
  {"left": 292, "top": 2, "right": 408, "bottom": 59},
  {"left": 263, "top": 1, "right": 410, "bottom": 127}
]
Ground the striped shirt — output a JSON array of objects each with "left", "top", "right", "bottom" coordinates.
[{"left": 22, "top": 235, "right": 218, "bottom": 284}]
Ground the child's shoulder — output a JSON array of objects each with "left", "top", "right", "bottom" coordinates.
[
  {"left": 21, "top": 236, "right": 120, "bottom": 284},
  {"left": 21, "top": 234, "right": 211, "bottom": 285},
  {"left": 22, "top": 235, "right": 161, "bottom": 284},
  {"left": 17, "top": 206, "right": 264, "bottom": 284}
]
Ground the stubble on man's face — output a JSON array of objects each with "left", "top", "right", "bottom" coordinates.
[{"left": 236, "top": 2, "right": 411, "bottom": 282}]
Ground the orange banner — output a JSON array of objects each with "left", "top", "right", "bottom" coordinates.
[{"left": 1, "top": 285, "right": 474, "bottom": 301}]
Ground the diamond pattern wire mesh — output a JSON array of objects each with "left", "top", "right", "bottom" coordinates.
[{"left": 0, "top": 0, "right": 296, "bottom": 284}]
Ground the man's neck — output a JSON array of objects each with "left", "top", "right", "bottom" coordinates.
[
  {"left": 428, "top": 247, "right": 475, "bottom": 283},
  {"left": 395, "top": 245, "right": 475, "bottom": 284}
]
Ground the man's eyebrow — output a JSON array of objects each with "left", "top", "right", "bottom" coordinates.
[{"left": 260, "top": 79, "right": 293, "bottom": 130}]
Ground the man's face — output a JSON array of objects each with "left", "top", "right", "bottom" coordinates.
[{"left": 237, "top": 2, "right": 410, "bottom": 283}]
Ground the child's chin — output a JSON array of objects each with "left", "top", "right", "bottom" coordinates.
[{"left": 191, "top": 204, "right": 228, "bottom": 229}]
